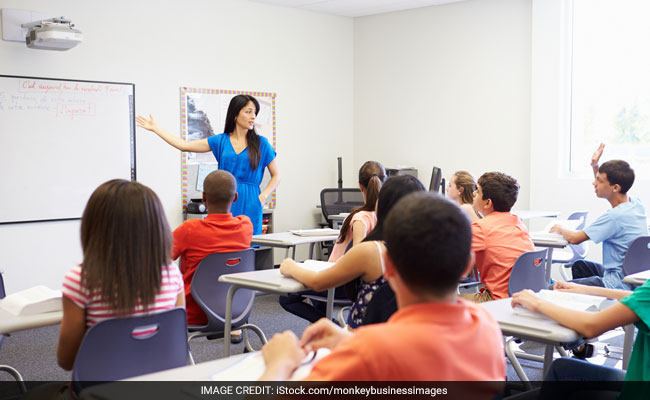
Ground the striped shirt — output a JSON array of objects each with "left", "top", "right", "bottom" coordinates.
[{"left": 62, "top": 263, "right": 184, "bottom": 328}]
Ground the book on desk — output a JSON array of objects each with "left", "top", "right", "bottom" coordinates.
[
  {"left": 513, "top": 289, "right": 612, "bottom": 319},
  {"left": 0, "top": 285, "right": 62, "bottom": 316}
]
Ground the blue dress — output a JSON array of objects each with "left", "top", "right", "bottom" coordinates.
[{"left": 207, "top": 134, "right": 276, "bottom": 235}]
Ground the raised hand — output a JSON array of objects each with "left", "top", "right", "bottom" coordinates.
[{"left": 591, "top": 143, "right": 605, "bottom": 169}]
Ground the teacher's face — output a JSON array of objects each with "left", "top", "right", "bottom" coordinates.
[{"left": 235, "top": 101, "right": 256, "bottom": 131}]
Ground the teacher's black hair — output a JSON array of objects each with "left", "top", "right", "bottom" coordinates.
[{"left": 224, "top": 94, "right": 262, "bottom": 170}]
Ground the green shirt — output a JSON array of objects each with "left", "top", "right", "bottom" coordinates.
[{"left": 620, "top": 279, "right": 650, "bottom": 381}]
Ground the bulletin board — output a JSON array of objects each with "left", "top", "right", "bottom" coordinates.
[
  {"left": 179, "top": 87, "right": 276, "bottom": 209},
  {"left": 0, "top": 75, "right": 135, "bottom": 224}
]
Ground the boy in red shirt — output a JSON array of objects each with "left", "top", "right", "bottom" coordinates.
[
  {"left": 259, "top": 193, "right": 506, "bottom": 385},
  {"left": 461, "top": 172, "right": 534, "bottom": 302},
  {"left": 172, "top": 170, "right": 253, "bottom": 331}
]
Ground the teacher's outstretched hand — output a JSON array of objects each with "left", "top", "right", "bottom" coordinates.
[{"left": 136, "top": 114, "right": 210, "bottom": 153}]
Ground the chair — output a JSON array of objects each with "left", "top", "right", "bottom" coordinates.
[
  {"left": 71, "top": 307, "right": 190, "bottom": 395},
  {"left": 552, "top": 211, "right": 589, "bottom": 281},
  {"left": 505, "top": 250, "right": 569, "bottom": 387},
  {"left": 0, "top": 273, "right": 27, "bottom": 395},
  {"left": 187, "top": 249, "right": 267, "bottom": 362},
  {"left": 320, "top": 188, "right": 364, "bottom": 229},
  {"left": 622, "top": 235, "right": 650, "bottom": 276}
]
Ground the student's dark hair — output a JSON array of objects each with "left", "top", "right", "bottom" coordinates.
[
  {"left": 599, "top": 160, "right": 635, "bottom": 194},
  {"left": 364, "top": 175, "right": 426, "bottom": 242},
  {"left": 342, "top": 175, "right": 425, "bottom": 300},
  {"left": 80, "top": 179, "right": 172, "bottom": 315},
  {"left": 453, "top": 171, "right": 477, "bottom": 205},
  {"left": 384, "top": 192, "right": 472, "bottom": 296},
  {"left": 203, "top": 170, "right": 237, "bottom": 206},
  {"left": 337, "top": 161, "right": 386, "bottom": 243},
  {"left": 223, "top": 94, "right": 261, "bottom": 170},
  {"left": 477, "top": 172, "right": 519, "bottom": 212}
]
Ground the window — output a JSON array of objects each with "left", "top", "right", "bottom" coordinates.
[{"left": 568, "top": 0, "right": 650, "bottom": 178}]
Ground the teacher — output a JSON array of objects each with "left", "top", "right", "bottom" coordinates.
[{"left": 136, "top": 94, "right": 279, "bottom": 235}]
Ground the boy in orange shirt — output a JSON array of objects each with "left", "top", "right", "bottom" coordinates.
[
  {"left": 461, "top": 172, "right": 534, "bottom": 302},
  {"left": 259, "top": 193, "right": 506, "bottom": 384},
  {"left": 172, "top": 170, "right": 253, "bottom": 335}
]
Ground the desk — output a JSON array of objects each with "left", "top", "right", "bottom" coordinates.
[
  {"left": 251, "top": 231, "right": 339, "bottom": 260},
  {"left": 0, "top": 308, "right": 62, "bottom": 335},
  {"left": 219, "top": 268, "right": 334, "bottom": 357},
  {"left": 480, "top": 298, "right": 580, "bottom": 381},
  {"left": 530, "top": 233, "right": 568, "bottom": 283},
  {"left": 623, "top": 269, "right": 650, "bottom": 285}
]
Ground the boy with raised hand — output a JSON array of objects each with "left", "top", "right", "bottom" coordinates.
[
  {"left": 551, "top": 144, "right": 648, "bottom": 290},
  {"left": 259, "top": 192, "right": 506, "bottom": 383},
  {"left": 172, "top": 170, "right": 253, "bottom": 340},
  {"left": 460, "top": 172, "right": 534, "bottom": 303}
]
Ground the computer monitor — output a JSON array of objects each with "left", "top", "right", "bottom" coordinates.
[{"left": 429, "top": 166, "right": 442, "bottom": 193}]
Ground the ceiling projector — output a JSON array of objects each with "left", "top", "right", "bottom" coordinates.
[{"left": 24, "top": 17, "right": 82, "bottom": 51}]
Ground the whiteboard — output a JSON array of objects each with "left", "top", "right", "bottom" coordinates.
[{"left": 0, "top": 75, "right": 135, "bottom": 224}]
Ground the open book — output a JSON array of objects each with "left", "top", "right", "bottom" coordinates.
[
  {"left": 531, "top": 219, "right": 582, "bottom": 240},
  {"left": 208, "top": 348, "right": 331, "bottom": 381},
  {"left": 0, "top": 285, "right": 62, "bottom": 316},
  {"left": 290, "top": 228, "right": 340, "bottom": 237},
  {"left": 513, "top": 289, "right": 611, "bottom": 319}
]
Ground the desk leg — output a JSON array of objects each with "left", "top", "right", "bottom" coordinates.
[
  {"left": 291, "top": 246, "right": 296, "bottom": 259},
  {"left": 284, "top": 247, "right": 290, "bottom": 260},
  {"left": 543, "top": 345, "right": 554, "bottom": 376},
  {"left": 309, "top": 243, "right": 315, "bottom": 259},
  {"left": 545, "top": 248, "right": 554, "bottom": 284},
  {"left": 325, "top": 288, "right": 334, "bottom": 320},
  {"left": 224, "top": 285, "right": 239, "bottom": 357},
  {"left": 623, "top": 324, "right": 634, "bottom": 369}
]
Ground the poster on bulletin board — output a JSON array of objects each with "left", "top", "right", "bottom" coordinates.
[{"left": 179, "top": 87, "right": 277, "bottom": 210}]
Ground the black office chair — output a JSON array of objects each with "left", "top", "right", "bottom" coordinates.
[{"left": 320, "top": 188, "right": 364, "bottom": 229}]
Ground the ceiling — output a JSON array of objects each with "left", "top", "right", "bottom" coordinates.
[{"left": 249, "top": 0, "right": 466, "bottom": 18}]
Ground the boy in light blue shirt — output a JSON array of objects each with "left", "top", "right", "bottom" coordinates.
[{"left": 551, "top": 144, "right": 648, "bottom": 290}]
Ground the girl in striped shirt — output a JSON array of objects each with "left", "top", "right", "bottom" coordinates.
[{"left": 57, "top": 179, "right": 184, "bottom": 370}]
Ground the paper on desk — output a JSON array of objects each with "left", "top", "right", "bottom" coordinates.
[
  {"left": 208, "top": 349, "right": 330, "bottom": 381},
  {"left": 290, "top": 228, "right": 339, "bottom": 237},
  {"left": 298, "top": 260, "right": 335, "bottom": 273},
  {"left": 0, "top": 285, "right": 62, "bottom": 316}
]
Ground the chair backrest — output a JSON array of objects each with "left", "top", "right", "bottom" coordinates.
[
  {"left": 320, "top": 188, "right": 364, "bottom": 228},
  {"left": 622, "top": 236, "right": 650, "bottom": 276},
  {"left": 71, "top": 307, "right": 189, "bottom": 393},
  {"left": 190, "top": 249, "right": 256, "bottom": 330},
  {"left": 567, "top": 210, "right": 588, "bottom": 231},
  {"left": 508, "top": 249, "right": 548, "bottom": 296}
]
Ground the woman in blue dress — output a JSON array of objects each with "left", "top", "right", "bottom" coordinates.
[{"left": 136, "top": 95, "right": 279, "bottom": 234}]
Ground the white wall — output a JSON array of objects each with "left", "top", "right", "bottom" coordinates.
[
  {"left": 353, "top": 0, "right": 532, "bottom": 209},
  {"left": 0, "top": 0, "right": 354, "bottom": 292}
]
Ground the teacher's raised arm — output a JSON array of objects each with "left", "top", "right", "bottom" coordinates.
[{"left": 136, "top": 114, "right": 211, "bottom": 153}]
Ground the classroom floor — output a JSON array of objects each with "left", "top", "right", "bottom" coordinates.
[{"left": 0, "top": 293, "right": 627, "bottom": 387}]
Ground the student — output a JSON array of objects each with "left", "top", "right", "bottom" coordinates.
[
  {"left": 460, "top": 172, "right": 534, "bottom": 303},
  {"left": 171, "top": 170, "right": 253, "bottom": 342},
  {"left": 260, "top": 192, "right": 506, "bottom": 383},
  {"left": 136, "top": 94, "right": 279, "bottom": 235},
  {"left": 327, "top": 160, "right": 386, "bottom": 262},
  {"left": 447, "top": 170, "right": 481, "bottom": 223},
  {"left": 277, "top": 161, "right": 384, "bottom": 324},
  {"left": 279, "top": 175, "right": 425, "bottom": 328},
  {"left": 58, "top": 180, "right": 185, "bottom": 371},
  {"left": 512, "top": 280, "right": 650, "bottom": 398},
  {"left": 550, "top": 143, "right": 648, "bottom": 290}
]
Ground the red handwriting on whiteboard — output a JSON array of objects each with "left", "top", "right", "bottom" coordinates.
[{"left": 56, "top": 103, "right": 96, "bottom": 119}]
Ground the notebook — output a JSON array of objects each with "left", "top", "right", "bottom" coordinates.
[
  {"left": 513, "top": 289, "right": 611, "bottom": 319},
  {"left": 290, "top": 228, "right": 339, "bottom": 237}
]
